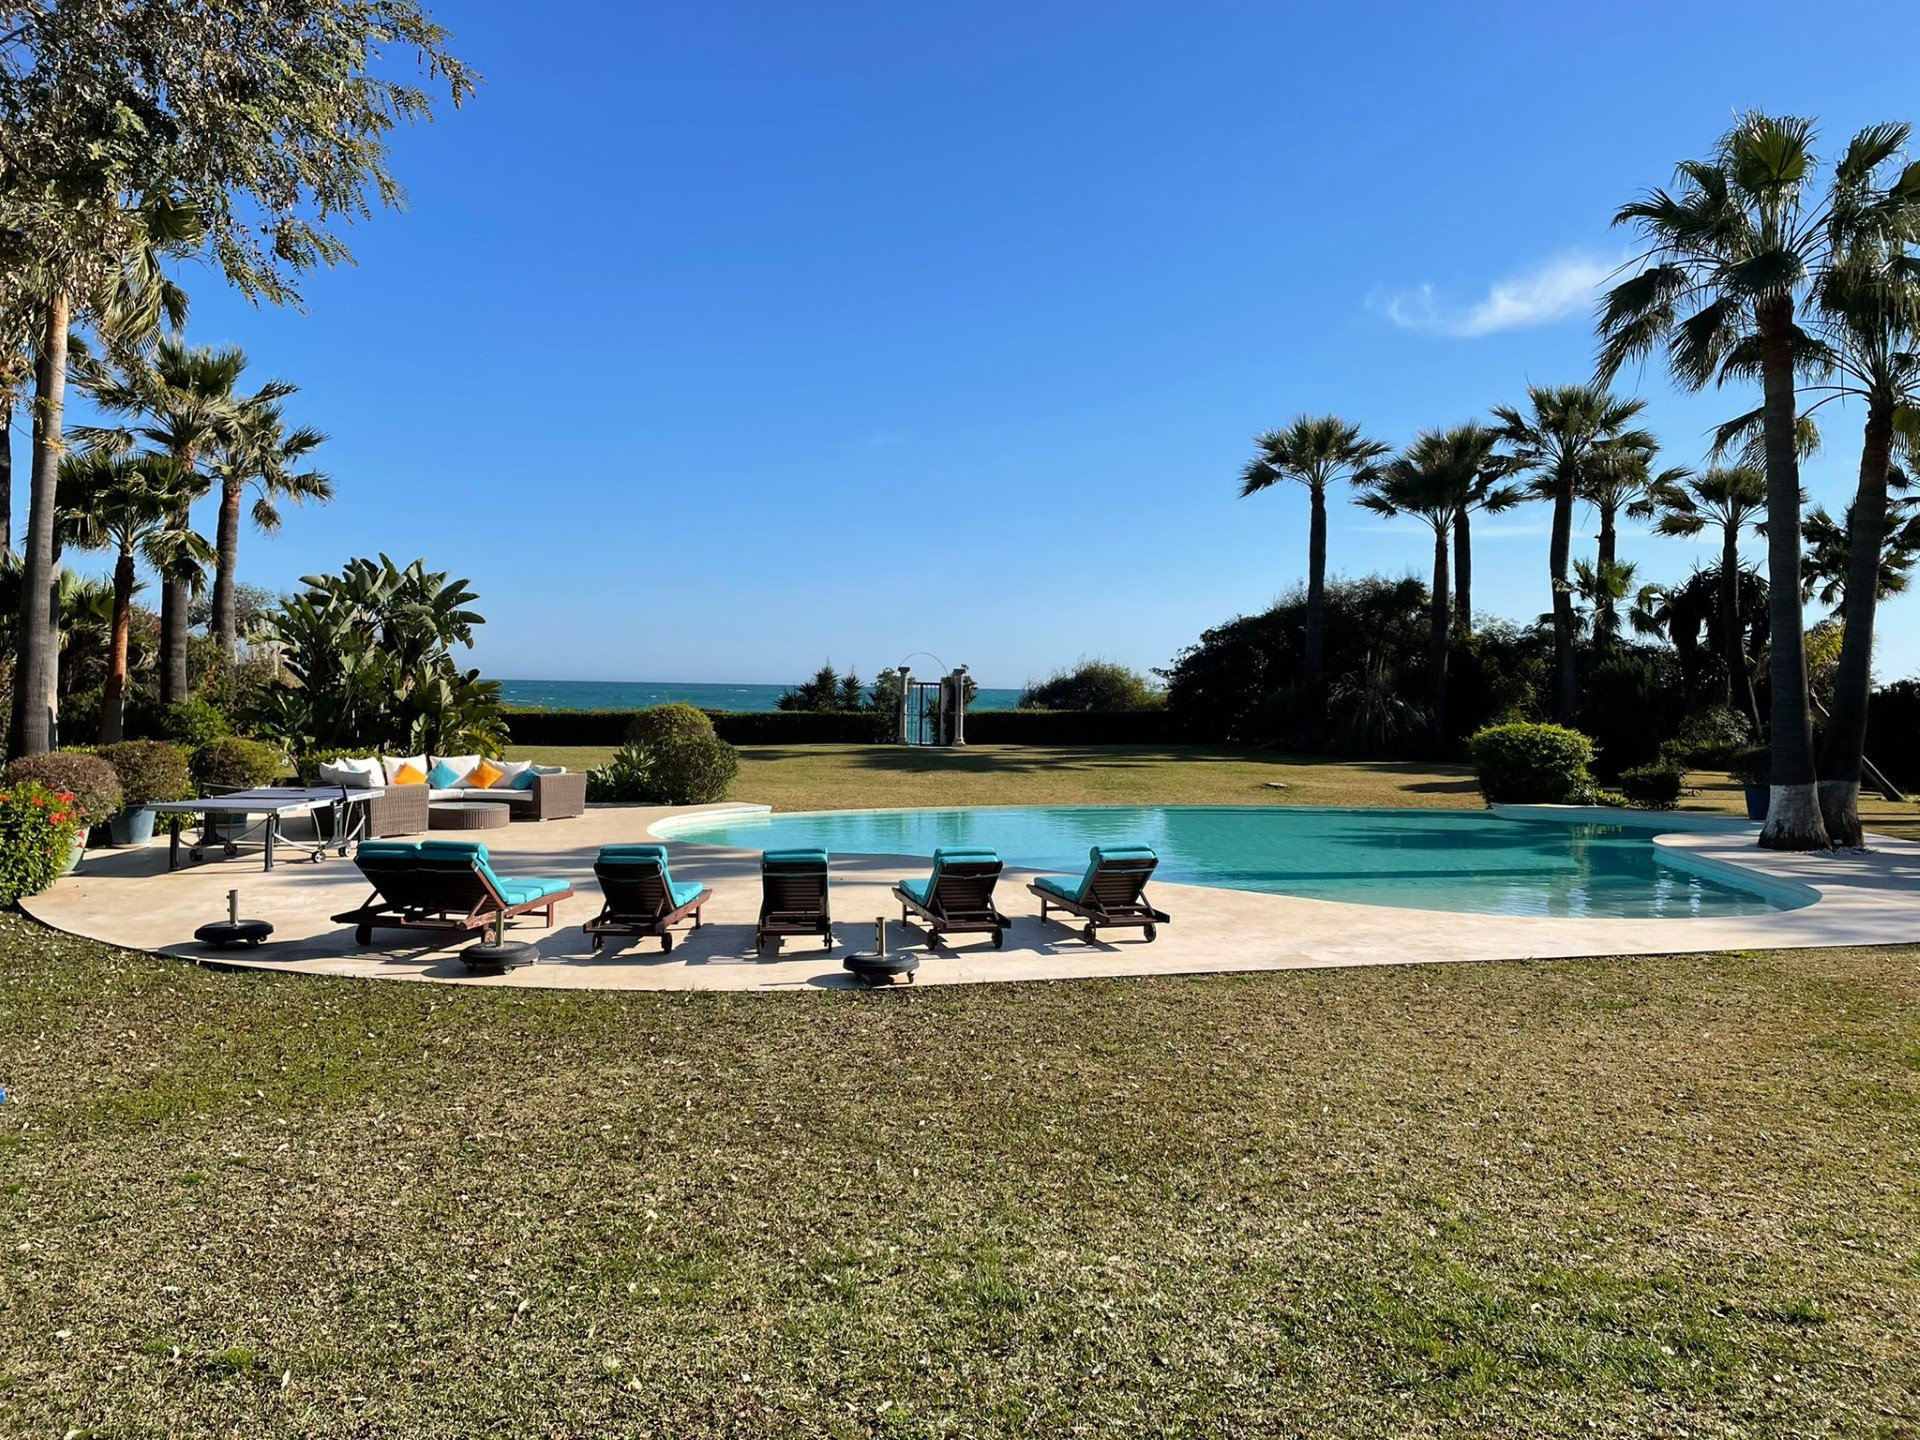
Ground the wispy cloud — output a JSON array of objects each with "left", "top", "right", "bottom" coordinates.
[{"left": 1373, "top": 253, "right": 1617, "bottom": 339}]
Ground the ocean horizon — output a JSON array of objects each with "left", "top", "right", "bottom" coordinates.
[{"left": 493, "top": 678, "right": 1027, "bottom": 713}]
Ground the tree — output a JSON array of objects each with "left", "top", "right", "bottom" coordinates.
[
  {"left": 1583, "top": 433, "right": 1690, "bottom": 601},
  {"left": 0, "top": 0, "right": 471, "bottom": 755},
  {"left": 1020, "top": 660, "right": 1163, "bottom": 711},
  {"left": 1645, "top": 466, "right": 1768, "bottom": 729},
  {"left": 1598, "top": 114, "right": 1920, "bottom": 849},
  {"left": 1237, "top": 416, "right": 1389, "bottom": 744},
  {"left": 1444, "top": 422, "right": 1526, "bottom": 638},
  {"left": 1492, "top": 385, "right": 1651, "bottom": 722},
  {"left": 1359, "top": 427, "right": 1503, "bottom": 741},
  {"left": 780, "top": 664, "right": 854, "bottom": 712},
  {"left": 206, "top": 398, "right": 329, "bottom": 663},
  {"left": 55, "top": 450, "right": 212, "bottom": 741},
  {"left": 1801, "top": 495, "right": 1920, "bottom": 615},
  {"left": 78, "top": 339, "right": 265, "bottom": 703}
]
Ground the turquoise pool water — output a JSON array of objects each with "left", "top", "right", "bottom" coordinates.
[{"left": 654, "top": 806, "right": 1807, "bottom": 919}]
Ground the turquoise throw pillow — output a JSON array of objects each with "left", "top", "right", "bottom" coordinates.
[
  {"left": 509, "top": 767, "right": 536, "bottom": 791},
  {"left": 427, "top": 759, "right": 463, "bottom": 789}
]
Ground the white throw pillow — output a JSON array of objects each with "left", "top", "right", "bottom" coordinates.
[
  {"left": 318, "top": 757, "right": 381, "bottom": 789},
  {"left": 434, "top": 754, "right": 482, "bottom": 788},
  {"left": 382, "top": 753, "right": 428, "bottom": 785},
  {"left": 484, "top": 758, "right": 532, "bottom": 789}
]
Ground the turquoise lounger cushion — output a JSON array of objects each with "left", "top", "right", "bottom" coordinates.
[
  {"left": 356, "top": 841, "right": 419, "bottom": 865},
  {"left": 668, "top": 877, "right": 703, "bottom": 907},
  {"left": 899, "top": 876, "right": 934, "bottom": 906},
  {"left": 763, "top": 848, "right": 829, "bottom": 868},
  {"left": 419, "top": 839, "right": 489, "bottom": 865},
  {"left": 495, "top": 877, "right": 569, "bottom": 906},
  {"left": 1033, "top": 874, "right": 1082, "bottom": 902},
  {"left": 1040, "top": 845, "right": 1158, "bottom": 904},
  {"left": 932, "top": 847, "right": 999, "bottom": 863},
  {"left": 599, "top": 844, "right": 669, "bottom": 861},
  {"left": 596, "top": 845, "right": 702, "bottom": 908}
]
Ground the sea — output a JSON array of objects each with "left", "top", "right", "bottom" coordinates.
[{"left": 493, "top": 679, "right": 1027, "bottom": 712}]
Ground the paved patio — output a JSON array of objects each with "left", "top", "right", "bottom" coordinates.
[{"left": 21, "top": 802, "right": 1920, "bottom": 990}]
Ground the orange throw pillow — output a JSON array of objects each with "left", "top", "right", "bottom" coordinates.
[
  {"left": 392, "top": 762, "right": 428, "bottom": 786},
  {"left": 469, "top": 759, "right": 506, "bottom": 790}
]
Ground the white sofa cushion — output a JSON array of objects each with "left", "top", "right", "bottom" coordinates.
[
  {"left": 432, "top": 754, "right": 481, "bottom": 788},
  {"left": 383, "top": 753, "right": 428, "bottom": 785},
  {"left": 478, "top": 758, "right": 532, "bottom": 790},
  {"left": 429, "top": 788, "right": 531, "bottom": 805}
]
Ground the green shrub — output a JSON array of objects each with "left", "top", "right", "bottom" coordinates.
[
  {"left": 97, "top": 741, "right": 193, "bottom": 809},
  {"left": 585, "top": 742, "right": 652, "bottom": 804},
  {"left": 1019, "top": 659, "right": 1165, "bottom": 712},
  {"left": 648, "top": 732, "right": 739, "bottom": 805},
  {"left": 0, "top": 781, "right": 86, "bottom": 905},
  {"left": 625, "top": 703, "right": 717, "bottom": 748},
  {"left": 2, "top": 751, "right": 124, "bottom": 823},
  {"left": 1618, "top": 761, "right": 1687, "bottom": 810},
  {"left": 160, "top": 697, "right": 233, "bottom": 749},
  {"left": 1468, "top": 723, "right": 1595, "bottom": 804},
  {"left": 190, "top": 737, "right": 286, "bottom": 791},
  {"left": 1663, "top": 706, "right": 1752, "bottom": 768}
]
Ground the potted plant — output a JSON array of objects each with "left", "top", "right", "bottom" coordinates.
[
  {"left": 1, "top": 752, "right": 123, "bottom": 872},
  {"left": 1729, "top": 745, "right": 1770, "bottom": 821},
  {"left": 98, "top": 740, "right": 193, "bottom": 846}
]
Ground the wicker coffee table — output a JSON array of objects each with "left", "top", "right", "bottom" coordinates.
[{"left": 429, "top": 801, "right": 512, "bottom": 832}]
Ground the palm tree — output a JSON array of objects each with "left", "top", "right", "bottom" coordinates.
[
  {"left": 1446, "top": 423, "right": 1526, "bottom": 637},
  {"left": 56, "top": 451, "right": 213, "bottom": 741},
  {"left": 1801, "top": 494, "right": 1920, "bottom": 615},
  {"left": 1358, "top": 426, "right": 1503, "bottom": 741},
  {"left": 1645, "top": 467, "right": 1768, "bottom": 729},
  {"left": 1584, "top": 434, "right": 1690, "bottom": 574},
  {"left": 1238, "top": 416, "right": 1389, "bottom": 743},
  {"left": 206, "top": 399, "right": 330, "bottom": 664},
  {"left": 1491, "top": 385, "right": 1651, "bottom": 721},
  {"left": 78, "top": 338, "right": 259, "bottom": 705},
  {"left": 1570, "top": 557, "right": 1638, "bottom": 649},
  {"left": 1597, "top": 115, "right": 1920, "bottom": 849}
]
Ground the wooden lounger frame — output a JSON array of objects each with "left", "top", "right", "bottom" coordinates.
[
  {"left": 582, "top": 858, "right": 712, "bottom": 953},
  {"left": 892, "top": 860, "right": 1012, "bottom": 949},
  {"left": 756, "top": 860, "right": 834, "bottom": 954},
  {"left": 333, "top": 864, "right": 571, "bottom": 946},
  {"left": 1028, "top": 855, "right": 1169, "bottom": 942}
]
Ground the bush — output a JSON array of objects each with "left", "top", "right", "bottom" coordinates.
[
  {"left": 0, "top": 782, "right": 85, "bottom": 905},
  {"left": 191, "top": 737, "right": 286, "bottom": 791},
  {"left": 585, "top": 743, "right": 652, "bottom": 803},
  {"left": 625, "top": 703, "right": 717, "bottom": 748},
  {"left": 1663, "top": 705, "right": 1752, "bottom": 768},
  {"left": 1020, "top": 660, "right": 1164, "bottom": 712},
  {"left": 2, "top": 751, "right": 123, "bottom": 823},
  {"left": 648, "top": 732, "right": 739, "bottom": 805},
  {"left": 1618, "top": 761, "right": 1687, "bottom": 810},
  {"left": 1468, "top": 723, "right": 1595, "bottom": 804},
  {"left": 159, "top": 697, "right": 232, "bottom": 749},
  {"left": 97, "top": 741, "right": 192, "bottom": 809}
]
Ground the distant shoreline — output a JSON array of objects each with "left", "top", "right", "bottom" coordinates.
[{"left": 493, "top": 678, "right": 1026, "bottom": 713}]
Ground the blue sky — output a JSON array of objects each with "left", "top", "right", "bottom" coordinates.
[{"left": 142, "top": 0, "right": 1920, "bottom": 689}]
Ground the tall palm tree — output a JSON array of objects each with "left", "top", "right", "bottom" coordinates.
[
  {"left": 1446, "top": 423, "right": 1526, "bottom": 637},
  {"left": 1646, "top": 467, "right": 1768, "bottom": 729},
  {"left": 1358, "top": 426, "right": 1503, "bottom": 741},
  {"left": 1491, "top": 385, "right": 1651, "bottom": 721},
  {"left": 1597, "top": 114, "right": 1920, "bottom": 849},
  {"left": 206, "top": 398, "right": 330, "bottom": 664},
  {"left": 1801, "top": 493, "right": 1920, "bottom": 616},
  {"left": 56, "top": 451, "right": 213, "bottom": 742},
  {"left": 1238, "top": 416, "right": 1389, "bottom": 744},
  {"left": 79, "top": 338, "right": 259, "bottom": 705}
]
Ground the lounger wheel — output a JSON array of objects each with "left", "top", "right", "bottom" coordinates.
[
  {"left": 1144, "top": 923, "right": 1157, "bottom": 942},
  {"left": 590, "top": 934, "right": 604, "bottom": 954},
  {"left": 661, "top": 933, "right": 674, "bottom": 953},
  {"left": 1083, "top": 923, "right": 1097, "bottom": 942},
  {"left": 355, "top": 925, "right": 372, "bottom": 945},
  {"left": 223, "top": 842, "right": 239, "bottom": 858},
  {"left": 992, "top": 929, "right": 1005, "bottom": 950}
]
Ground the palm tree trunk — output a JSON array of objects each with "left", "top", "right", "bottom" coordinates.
[
  {"left": 1596, "top": 500, "right": 1618, "bottom": 642},
  {"left": 211, "top": 478, "right": 243, "bottom": 664},
  {"left": 101, "top": 546, "right": 136, "bottom": 744},
  {"left": 1549, "top": 464, "right": 1577, "bottom": 720},
  {"left": 1754, "top": 294, "right": 1828, "bottom": 850},
  {"left": 10, "top": 290, "right": 68, "bottom": 757},
  {"left": 159, "top": 561, "right": 189, "bottom": 704},
  {"left": 0, "top": 390, "right": 13, "bottom": 557},
  {"left": 1720, "top": 527, "right": 1753, "bottom": 728},
  {"left": 1452, "top": 505, "right": 1472, "bottom": 638},
  {"left": 1429, "top": 521, "right": 1450, "bottom": 743},
  {"left": 1302, "top": 482, "right": 1328, "bottom": 748},
  {"left": 1815, "top": 397, "right": 1894, "bottom": 846}
]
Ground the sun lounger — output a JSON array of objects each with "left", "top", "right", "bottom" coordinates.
[
  {"left": 756, "top": 848, "right": 834, "bottom": 954},
  {"left": 892, "top": 847, "right": 1012, "bottom": 949},
  {"left": 1028, "top": 844, "right": 1168, "bottom": 942},
  {"left": 582, "top": 844, "right": 712, "bottom": 953},
  {"left": 331, "top": 840, "right": 572, "bottom": 945}
]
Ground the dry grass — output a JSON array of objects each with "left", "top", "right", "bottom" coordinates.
[{"left": 1, "top": 915, "right": 1915, "bottom": 1436}]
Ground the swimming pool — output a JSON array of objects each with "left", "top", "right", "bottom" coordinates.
[{"left": 652, "top": 806, "right": 1809, "bottom": 919}]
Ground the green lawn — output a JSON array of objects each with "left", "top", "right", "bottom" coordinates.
[
  {"left": 2, "top": 915, "right": 1915, "bottom": 1435},
  {"left": 5, "top": 743, "right": 1917, "bottom": 1434}
]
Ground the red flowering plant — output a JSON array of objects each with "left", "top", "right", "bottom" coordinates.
[{"left": 0, "top": 781, "right": 86, "bottom": 904}]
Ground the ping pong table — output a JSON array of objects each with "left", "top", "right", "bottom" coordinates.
[{"left": 147, "top": 786, "right": 387, "bottom": 871}]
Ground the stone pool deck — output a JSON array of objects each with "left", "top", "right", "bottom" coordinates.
[{"left": 21, "top": 802, "right": 1920, "bottom": 991}]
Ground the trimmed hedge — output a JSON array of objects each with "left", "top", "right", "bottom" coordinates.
[
  {"left": 1468, "top": 723, "right": 1595, "bottom": 804},
  {"left": 503, "top": 706, "right": 1183, "bottom": 748}
]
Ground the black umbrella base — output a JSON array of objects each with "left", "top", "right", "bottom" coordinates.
[
  {"left": 843, "top": 951, "right": 918, "bottom": 986},
  {"left": 463, "top": 939, "right": 538, "bottom": 974},
  {"left": 194, "top": 919, "right": 274, "bottom": 949}
]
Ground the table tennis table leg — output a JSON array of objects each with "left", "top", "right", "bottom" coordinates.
[
  {"left": 169, "top": 822, "right": 181, "bottom": 871},
  {"left": 265, "top": 815, "right": 277, "bottom": 872}
]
